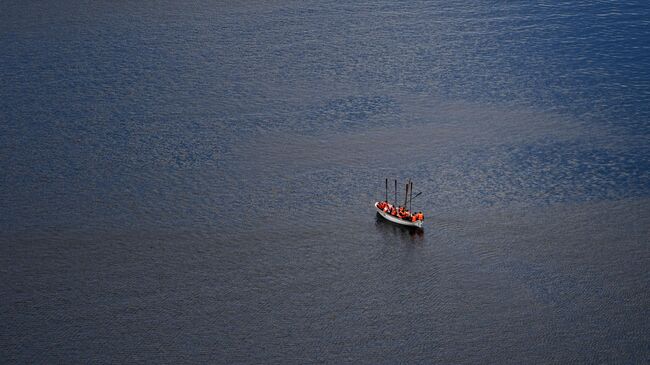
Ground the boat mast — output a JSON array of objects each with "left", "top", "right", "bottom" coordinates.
[
  {"left": 404, "top": 181, "right": 409, "bottom": 208},
  {"left": 394, "top": 179, "right": 397, "bottom": 207},
  {"left": 385, "top": 178, "right": 388, "bottom": 202},
  {"left": 409, "top": 181, "right": 413, "bottom": 211}
]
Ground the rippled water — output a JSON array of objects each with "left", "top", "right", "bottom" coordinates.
[{"left": 1, "top": 1, "right": 649, "bottom": 363}]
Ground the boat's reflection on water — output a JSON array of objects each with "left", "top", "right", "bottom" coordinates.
[{"left": 375, "top": 213, "right": 424, "bottom": 241}]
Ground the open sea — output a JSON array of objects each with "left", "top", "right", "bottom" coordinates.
[{"left": 1, "top": 1, "right": 649, "bottom": 363}]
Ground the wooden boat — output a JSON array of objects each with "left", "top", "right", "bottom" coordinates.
[
  {"left": 375, "top": 178, "right": 424, "bottom": 228},
  {"left": 375, "top": 202, "right": 423, "bottom": 228}
]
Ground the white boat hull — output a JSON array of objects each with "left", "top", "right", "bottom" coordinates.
[{"left": 375, "top": 202, "right": 423, "bottom": 228}]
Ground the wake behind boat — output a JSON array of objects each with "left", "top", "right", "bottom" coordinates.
[{"left": 375, "top": 178, "right": 424, "bottom": 229}]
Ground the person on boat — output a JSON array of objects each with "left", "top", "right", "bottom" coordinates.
[
  {"left": 378, "top": 201, "right": 386, "bottom": 210},
  {"left": 417, "top": 212, "right": 424, "bottom": 221},
  {"left": 397, "top": 207, "right": 404, "bottom": 218}
]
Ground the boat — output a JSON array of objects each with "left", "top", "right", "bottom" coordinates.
[
  {"left": 375, "top": 202, "right": 423, "bottom": 228},
  {"left": 374, "top": 178, "right": 424, "bottom": 229}
]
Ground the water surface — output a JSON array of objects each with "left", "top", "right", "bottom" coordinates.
[{"left": 1, "top": 1, "right": 649, "bottom": 363}]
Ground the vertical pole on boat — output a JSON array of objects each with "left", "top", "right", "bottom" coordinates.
[
  {"left": 404, "top": 182, "right": 409, "bottom": 208},
  {"left": 394, "top": 179, "right": 397, "bottom": 207},
  {"left": 385, "top": 178, "right": 388, "bottom": 203},
  {"left": 409, "top": 181, "right": 413, "bottom": 211}
]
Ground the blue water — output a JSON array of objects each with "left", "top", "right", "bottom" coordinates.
[{"left": 1, "top": 1, "right": 649, "bottom": 363}]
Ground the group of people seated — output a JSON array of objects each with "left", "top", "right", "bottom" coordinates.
[{"left": 377, "top": 201, "right": 424, "bottom": 222}]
